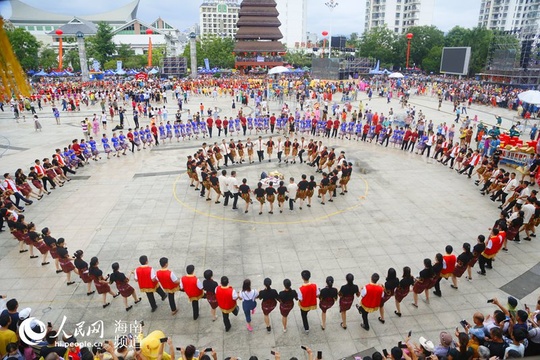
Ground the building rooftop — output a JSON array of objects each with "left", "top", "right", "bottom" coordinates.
[
  {"left": 46, "top": 17, "right": 98, "bottom": 36},
  {"left": 9, "top": 0, "right": 139, "bottom": 23}
]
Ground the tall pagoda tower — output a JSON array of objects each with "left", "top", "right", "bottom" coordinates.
[{"left": 234, "top": 0, "right": 286, "bottom": 69}]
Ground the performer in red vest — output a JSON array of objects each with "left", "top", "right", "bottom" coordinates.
[
  {"left": 215, "top": 276, "right": 239, "bottom": 332},
  {"left": 356, "top": 273, "right": 384, "bottom": 331},
  {"left": 433, "top": 245, "right": 457, "bottom": 296},
  {"left": 156, "top": 257, "right": 181, "bottom": 316},
  {"left": 134, "top": 255, "right": 167, "bottom": 312},
  {"left": 298, "top": 270, "right": 319, "bottom": 334},
  {"left": 478, "top": 229, "right": 504, "bottom": 275},
  {"left": 180, "top": 264, "right": 204, "bottom": 320}
]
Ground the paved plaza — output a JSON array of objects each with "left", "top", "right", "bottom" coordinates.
[{"left": 0, "top": 89, "right": 539, "bottom": 360}]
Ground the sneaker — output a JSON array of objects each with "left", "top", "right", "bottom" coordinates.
[{"left": 247, "top": 324, "right": 253, "bottom": 332}]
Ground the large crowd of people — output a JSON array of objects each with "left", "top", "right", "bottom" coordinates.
[{"left": 1, "top": 73, "right": 540, "bottom": 359}]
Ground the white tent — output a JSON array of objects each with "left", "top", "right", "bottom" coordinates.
[
  {"left": 268, "top": 66, "right": 290, "bottom": 75},
  {"left": 518, "top": 90, "right": 540, "bottom": 105},
  {"left": 388, "top": 72, "right": 404, "bottom": 78}
]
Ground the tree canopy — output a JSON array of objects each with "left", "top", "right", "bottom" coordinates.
[
  {"left": 6, "top": 28, "right": 40, "bottom": 70},
  {"left": 183, "top": 36, "right": 235, "bottom": 69},
  {"left": 353, "top": 25, "right": 522, "bottom": 75},
  {"left": 87, "top": 22, "right": 116, "bottom": 67}
]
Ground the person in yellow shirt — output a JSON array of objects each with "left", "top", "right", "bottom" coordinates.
[{"left": 0, "top": 314, "right": 18, "bottom": 358}]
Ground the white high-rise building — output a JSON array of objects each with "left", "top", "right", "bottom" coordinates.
[
  {"left": 275, "top": 0, "right": 307, "bottom": 47},
  {"left": 478, "top": 0, "right": 540, "bottom": 36},
  {"left": 199, "top": 0, "right": 240, "bottom": 38},
  {"left": 364, "top": 0, "right": 435, "bottom": 34}
]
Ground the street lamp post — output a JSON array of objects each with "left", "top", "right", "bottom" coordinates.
[
  {"left": 146, "top": 29, "right": 153, "bottom": 68},
  {"left": 76, "top": 31, "right": 89, "bottom": 82},
  {"left": 189, "top": 32, "right": 197, "bottom": 79},
  {"left": 324, "top": 0, "right": 339, "bottom": 58},
  {"left": 406, "top": 32, "right": 413, "bottom": 69},
  {"left": 55, "top": 29, "right": 63, "bottom": 71},
  {"left": 321, "top": 30, "right": 328, "bottom": 58}
]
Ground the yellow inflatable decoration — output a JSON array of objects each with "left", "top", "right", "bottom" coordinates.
[
  {"left": 0, "top": 17, "right": 31, "bottom": 99},
  {"left": 141, "top": 330, "right": 171, "bottom": 360}
]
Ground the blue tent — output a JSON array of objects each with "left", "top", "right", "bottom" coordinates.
[
  {"left": 126, "top": 69, "right": 137, "bottom": 75},
  {"left": 104, "top": 69, "right": 116, "bottom": 76},
  {"left": 27, "top": 70, "right": 36, "bottom": 75},
  {"left": 33, "top": 70, "right": 49, "bottom": 77}
]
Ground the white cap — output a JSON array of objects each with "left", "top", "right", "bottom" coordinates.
[
  {"left": 419, "top": 336, "right": 435, "bottom": 352},
  {"left": 19, "top": 308, "right": 31, "bottom": 320}
]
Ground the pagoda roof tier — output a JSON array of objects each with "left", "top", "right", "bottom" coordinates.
[
  {"left": 234, "top": 40, "right": 285, "bottom": 53},
  {"left": 236, "top": 27, "right": 283, "bottom": 40},
  {"left": 237, "top": 16, "right": 281, "bottom": 27},
  {"left": 238, "top": 6, "right": 280, "bottom": 17},
  {"left": 239, "top": 0, "right": 278, "bottom": 7}
]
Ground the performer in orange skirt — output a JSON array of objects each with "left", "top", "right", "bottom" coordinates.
[
  {"left": 254, "top": 182, "right": 266, "bottom": 215},
  {"left": 28, "top": 231, "right": 50, "bottom": 265},
  {"left": 278, "top": 279, "right": 298, "bottom": 333},
  {"left": 319, "top": 276, "right": 337, "bottom": 330},
  {"left": 56, "top": 238, "right": 76, "bottom": 286},
  {"left": 203, "top": 269, "right": 219, "bottom": 321},
  {"left": 239, "top": 178, "right": 251, "bottom": 213},
  {"left": 291, "top": 139, "right": 299, "bottom": 164},
  {"left": 318, "top": 173, "right": 330, "bottom": 205},
  {"left": 338, "top": 273, "right": 360, "bottom": 329},
  {"left": 378, "top": 268, "right": 399, "bottom": 323},
  {"left": 89, "top": 256, "right": 119, "bottom": 308},
  {"left": 265, "top": 182, "right": 277, "bottom": 214},
  {"left": 467, "top": 235, "right": 486, "bottom": 280},
  {"left": 452, "top": 243, "right": 472, "bottom": 289},
  {"left": 109, "top": 262, "right": 142, "bottom": 311},
  {"left": 258, "top": 278, "right": 279, "bottom": 333},
  {"left": 412, "top": 259, "right": 434, "bottom": 308},
  {"left": 296, "top": 174, "right": 308, "bottom": 210},
  {"left": 277, "top": 181, "right": 287, "bottom": 213},
  {"left": 307, "top": 175, "right": 317, "bottom": 207},
  {"left": 394, "top": 267, "right": 414, "bottom": 317},
  {"left": 74, "top": 250, "right": 95, "bottom": 296},
  {"left": 237, "top": 140, "right": 245, "bottom": 164}
]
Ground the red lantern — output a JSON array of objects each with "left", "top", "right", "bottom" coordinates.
[
  {"left": 55, "top": 29, "right": 63, "bottom": 71},
  {"left": 146, "top": 29, "right": 153, "bottom": 35},
  {"left": 322, "top": 31, "right": 329, "bottom": 37},
  {"left": 406, "top": 33, "right": 413, "bottom": 40}
]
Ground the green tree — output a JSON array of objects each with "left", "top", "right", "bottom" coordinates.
[
  {"left": 123, "top": 55, "right": 147, "bottom": 69},
  {"left": 39, "top": 47, "right": 58, "bottom": 70},
  {"left": 421, "top": 46, "right": 442, "bottom": 73},
  {"left": 116, "top": 43, "right": 135, "bottom": 60},
  {"left": 284, "top": 50, "right": 313, "bottom": 68},
  {"left": 64, "top": 48, "right": 81, "bottom": 71},
  {"left": 87, "top": 22, "right": 116, "bottom": 67},
  {"left": 183, "top": 36, "right": 235, "bottom": 69},
  {"left": 357, "top": 27, "right": 397, "bottom": 67},
  {"left": 444, "top": 26, "right": 472, "bottom": 47},
  {"left": 394, "top": 26, "right": 444, "bottom": 68},
  {"left": 6, "top": 28, "right": 40, "bottom": 70}
]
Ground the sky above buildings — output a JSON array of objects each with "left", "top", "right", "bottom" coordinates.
[{"left": 0, "top": 0, "right": 480, "bottom": 35}]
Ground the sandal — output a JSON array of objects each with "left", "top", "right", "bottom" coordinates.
[
  {"left": 378, "top": 317, "right": 385, "bottom": 324},
  {"left": 394, "top": 311, "right": 402, "bottom": 317},
  {"left": 340, "top": 322, "right": 347, "bottom": 329},
  {"left": 126, "top": 305, "right": 133, "bottom": 312},
  {"left": 411, "top": 303, "right": 418, "bottom": 308},
  {"left": 113, "top": 292, "right": 120, "bottom": 298},
  {"left": 450, "top": 285, "right": 458, "bottom": 289},
  {"left": 135, "top": 297, "right": 142, "bottom": 304},
  {"left": 103, "top": 303, "right": 110, "bottom": 308},
  {"left": 87, "top": 291, "right": 95, "bottom": 296}
]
